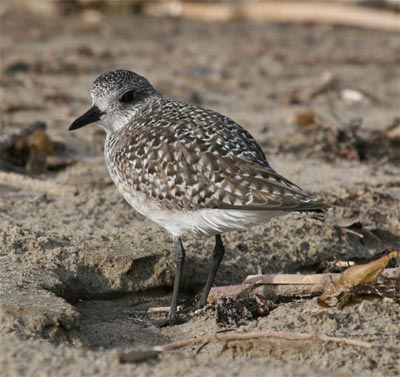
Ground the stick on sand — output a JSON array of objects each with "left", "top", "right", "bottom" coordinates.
[{"left": 153, "top": 330, "right": 372, "bottom": 351}]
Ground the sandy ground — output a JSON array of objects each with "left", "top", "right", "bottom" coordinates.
[{"left": 0, "top": 3, "right": 399, "bottom": 377}]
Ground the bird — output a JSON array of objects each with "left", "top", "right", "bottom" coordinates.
[{"left": 69, "top": 69, "right": 328, "bottom": 326}]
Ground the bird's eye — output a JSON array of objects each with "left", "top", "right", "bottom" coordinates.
[{"left": 120, "top": 90, "right": 134, "bottom": 103}]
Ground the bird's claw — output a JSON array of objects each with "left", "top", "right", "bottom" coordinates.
[{"left": 147, "top": 314, "right": 188, "bottom": 328}]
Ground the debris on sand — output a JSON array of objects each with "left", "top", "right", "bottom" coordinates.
[
  {"left": 0, "top": 122, "right": 76, "bottom": 174},
  {"left": 285, "top": 116, "right": 400, "bottom": 164},
  {"left": 318, "top": 249, "right": 399, "bottom": 308},
  {"left": 216, "top": 295, "right": 274, "bottom": 327},
  {"left": 206, "top": 263, "right": 397, "bottom": 309},
  {"left": 285, "top": 72, "right": 337, "bottom": 104},
  {"left": 117, "top": 349, "right": 160, "bottom": 364},
  {"left": 340, "top": 88, "right": 365, "bottom": 102},
  {"left": 334, "top": 121, "right": 400, "bottom": 163},
  {"left": 114, "top": 329, "right": 372, "bottom": 365}
]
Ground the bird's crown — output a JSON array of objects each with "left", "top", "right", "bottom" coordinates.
[{"left": 90, "top": 69, "right": 156, "bottom": 99}]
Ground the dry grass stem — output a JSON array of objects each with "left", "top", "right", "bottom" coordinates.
[{"left": 153, "top": 330, "right": 372, "bottom": 352}]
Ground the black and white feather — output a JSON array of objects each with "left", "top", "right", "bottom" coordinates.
[{"left": 86, "top": 70, "right": 327, "bottom": 236}]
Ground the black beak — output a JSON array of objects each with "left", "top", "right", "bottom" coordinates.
[{"left": 69, "top": 105, "right": 103, "bottom": 131}]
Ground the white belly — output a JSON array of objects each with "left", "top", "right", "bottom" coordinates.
[
  {"left": 150, "top": 207, "right": 286, "bottom": 237},
  {"left": 116, "top": 180, "right": 284, "bottom": 237}
]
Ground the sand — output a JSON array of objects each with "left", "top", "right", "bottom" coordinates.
[{"left": 0, "top": 3, "right": 399, "bottom": 377}]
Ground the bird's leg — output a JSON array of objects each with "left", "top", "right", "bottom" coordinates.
[
  {"left": 196, "top": 234, "right": 225, "bottom": 308},
  {"left": 147, "top": 236, "right": 186, "bottom": 327},
  {"left": 167, "top": 236, "right": 186, "bottom": 320}
]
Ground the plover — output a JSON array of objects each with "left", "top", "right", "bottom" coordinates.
[{"left": 69, "top": 69, "right": 327, "bottom": 326}]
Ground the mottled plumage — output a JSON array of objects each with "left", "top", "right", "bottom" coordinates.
[
  {"left": 107, "top": 98, "right": 323, "bottom": 212},
  {"left": 69, "top": 69, "right": 328, "bottom": 325}
]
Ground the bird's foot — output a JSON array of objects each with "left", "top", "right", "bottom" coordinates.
[
  {"left": 130, "top": 303, "right": 207, "bottom": 327},
  {"left": 147, "top": 313, "right": 188, "bottom": 328},
  {"left": 146, "top": 304, "right": 209, "bottom": 327},
  {"left": 194, "top": 300, "right": 206, "bottom": 310}
]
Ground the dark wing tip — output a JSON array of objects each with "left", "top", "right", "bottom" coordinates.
[
  {"left": 294, "top": 200, "right": 330, "bottom": 213},
  {"left": 218, "top": 198, "right": 330, "bottom": 212}
]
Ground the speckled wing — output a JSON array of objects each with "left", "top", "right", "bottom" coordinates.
[{"left": 110, "top": 101, "right": 326, "bottom": 212}]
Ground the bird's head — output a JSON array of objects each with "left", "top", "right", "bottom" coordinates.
[{"left": 69, "top": 69, "right": 161, "bottom": 134}]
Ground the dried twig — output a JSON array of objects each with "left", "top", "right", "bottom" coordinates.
[
  {"left": 208, "top": 269, "right": 399, "bottom": 302},
  {"left": 153, "top": 330, "right": 372, "bottom": 351},
  {"left": 244, "top": 273, "right": 336, "bottom": 285},
  {"left": 145, "top": 2, "right": 400, "bottom": 31},
  {"left": 287, "top": 72, "right": 337, "bottom": 103},
  {"left": 244, "top": 269, "right": 398, "bottom": 286},
  {"left": 194, "top": 341, "right": 210, "bottom": 355},
  {"left": 148, "top": 305, "right": 183, "bottom": 313},
  {"left": 341, "top": 227, "right": 364, "bottom": 238},
  {"left": 208, "top": 284, "right": 254, "bottom": 303}
]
